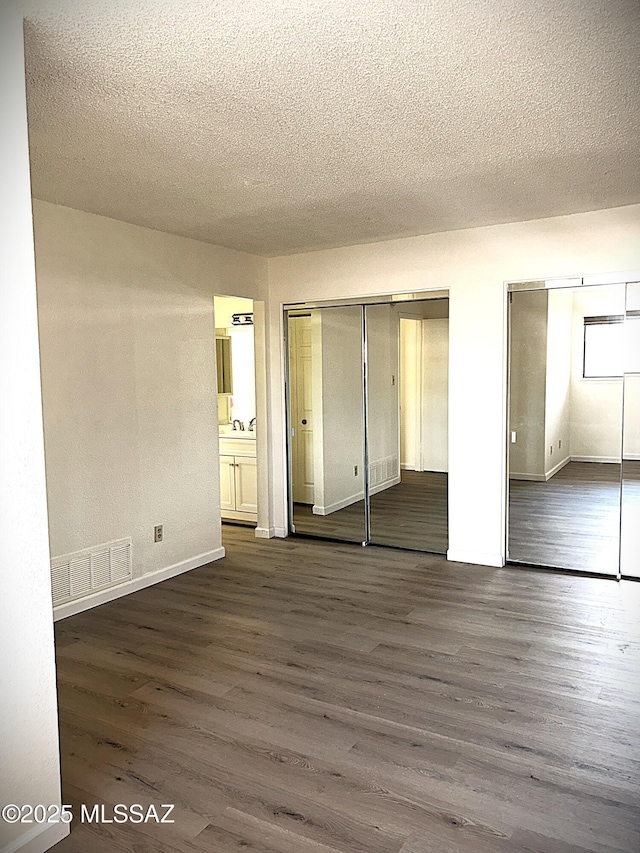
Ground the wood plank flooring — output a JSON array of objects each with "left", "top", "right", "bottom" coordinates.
[
  {"left": 294, "top": 461, "right": 638, "bottom": 574},
  {"left": 508, "top": 462, "right": 630, "bottom": 575},
  {"left": 294, "top": 470, "right": 448, "bottom": 553},
  {"left": 53, "top": 527, "right": 640, "bottom": 853}
]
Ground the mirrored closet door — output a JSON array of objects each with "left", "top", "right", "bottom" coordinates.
[
  {"left": 285, "top": 295, "right": 449, "bottom": 554},
  {"left": 621, "top": 281, "right": 640, "bottom": 578},
  {"left": 365, "top": 300, "right": 448, "bottom": 552},
  {"left": 287, "top": 305, "right": 366, "bottom": 543},
  {"left": 507, "top": 281, "right": 631, "bottom": 576}
]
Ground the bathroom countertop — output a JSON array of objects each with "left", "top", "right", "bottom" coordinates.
[{"left": 219, "top": 425, "right": 256, "bottom": 439}]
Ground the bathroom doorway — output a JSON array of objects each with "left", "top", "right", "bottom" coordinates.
[{"left": 214, "top": 295, "right": 258, "bottom": 528}]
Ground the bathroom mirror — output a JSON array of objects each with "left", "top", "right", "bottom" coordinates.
[{"left": 215, "top": 333, "right": 233, "bottom": 395}]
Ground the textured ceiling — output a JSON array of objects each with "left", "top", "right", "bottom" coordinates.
[{"left": 22, "top": 0, "right": 640, "bottom": 256}]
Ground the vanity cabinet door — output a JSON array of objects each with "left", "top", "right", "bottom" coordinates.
[
  {"left": 235, "top": 456, "right": 257, "bottom": 514},
  {"left": 219, "top": 455, "right": 236, "bottom": 511}
]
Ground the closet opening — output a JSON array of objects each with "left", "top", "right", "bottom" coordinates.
[
  {"left": 506, "top": 276, "right": 639, "bottom": 579},
  {"left": 284, "top": 293, "right": 449, "bottom": 554}
]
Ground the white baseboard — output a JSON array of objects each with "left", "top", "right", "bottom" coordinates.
[
  {"left": 312, "top": 475, "right": 400, "bottom": 516},
  {"left": 447, "top": 549, "right": 505, "bottom": 568},
  {"left": 273, "top": 527, "right": 287, "bottom": 538},
  {"left": 571, "top": 455, "right": 620, "bottom": 464},
  {"left": 369, "top": 475, "right": 401, "bottom": 496},
  {"left": 511, "top": 455, "right": 570, "bottom": 481},
  {"left": 511, "top": 454, "right": 623, "bottom": 480},
  {"left": 1, "top": 821, "right": 69, "bottom": 853},
  {"left": 313, "top": 491, "right": 362, "bottom": 516},
  {"left": 53, "top": 547, "right": 225, "bottom": 621},
  {"left": 571, "top": 455, "right": 640, "bottom": 462},
  {"left": 255, "top": 526, "right": 275, "bottom": 538},
  {"left": 544, "top": 455, "right": 571, "bottom": 480}
]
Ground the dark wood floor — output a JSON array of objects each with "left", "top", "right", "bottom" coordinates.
[
  {"left": 53, "top": 527, "right": 640, "bottom": 853},
  {"left": 294, "top": 470, "right": 448, "bottom": 553},
  {"left": 508, "top": 461, "right": 637, "bottom": 575},
  {"left": 294, "top": 461, "right": 639, "bottom": 574}
]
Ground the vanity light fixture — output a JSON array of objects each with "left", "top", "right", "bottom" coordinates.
[{"left": 232, "top": 312, "right": 253, "bottom": 326}]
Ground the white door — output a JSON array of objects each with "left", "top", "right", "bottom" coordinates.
[
  {"left": 400, "top": 318, "right": 421, "bottom": 471},
  {"left": 420, "top": 318, "right": 449, "bottom": 472},
  {"left": 235, "top": 456, "right": 258, "bottom": 514},
  {"left": 289, "top": 316, "right": 314, "bottom": 503},
  {"left": 219, "top": 455, "right": 236, "bottom": 511}
]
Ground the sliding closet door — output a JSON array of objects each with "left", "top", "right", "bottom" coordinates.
[
  {"left": 508, "top": 284, "right": 624, "bottom": 575},
  {"left": 365, "top": 301, "right": 448, "bottom": 552},
  {"left": 620, "top": 282, "right": 640, "bottom": 578},
  {"left": 287, "top": 306, "right": 366, "bottom": 543}
]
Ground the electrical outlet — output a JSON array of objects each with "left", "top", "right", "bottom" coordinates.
[
  {"left": 154, "top": 524, "right": 164, "bottom": 543},
  {"left": 511, "top": 431, "right": 517, "bottom": 444},
  {"left": 354, "top": 465, "right": 358, "bottom": 476}
]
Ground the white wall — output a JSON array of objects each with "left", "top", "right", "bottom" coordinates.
[
  {"left": 0, "top": 10, "right": 66, "bottom": 853},
  {"left": 544, "top": 288, "right": 573, "bottom": 476},
  {"left": 508, "top": 288, "right": 572, "bottom": 481},
  {"left": 421, "top": 318, "right": 449, "bottom": 473},
  {"left": 311, "top": 307, "right": 364, "bottom": 514},
  {"left": 569, "top": 286, "right": 625, "bottom": 463},
  {"left": 33, "top": 201, "right": 267, "bottom": 615},
  {"left": 400, "top": 318, "right": 420, "bottom": 469},
  {"left": 366, "top": 303, "right": 400, "bottom": 485},
  {"left": 622, "top": 377, "right": 640, "bottom": 460},
  {"left": 268, "top": 205, "right": 640, "bottom": 567},
  {"left": 508, "top": 290, "right": 548, "bottom": 479},
  {"left": 623, "top": 282, "right": 640, "bottom": 461},
  {"left": 399, "top": 300, "right": 449, "bottom": 473}
]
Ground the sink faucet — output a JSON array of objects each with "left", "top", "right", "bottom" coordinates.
[
  {"left": 232, "top": 419, "right": 245, "bottom": 431},
  {"left": 248, "top": 417, "right": 256, "bottom": 431}
]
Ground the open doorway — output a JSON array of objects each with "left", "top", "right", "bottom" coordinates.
[{"left": 214, "top": 295, "right": 258, "bottom": 528}]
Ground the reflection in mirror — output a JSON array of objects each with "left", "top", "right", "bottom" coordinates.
[
  {"left": 508, "top": 284, "right": 624, "bottom": 575},
  {"left": 287, "top": 306, "right": 365, "bottom": 543},
  {"left": 366, "top": 300, "right": 448, "bottom": 553},
  {"left": 620, "top": 281, "right": 640, "bottom": 578}
]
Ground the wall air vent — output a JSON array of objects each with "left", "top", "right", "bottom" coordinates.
[
  {"left": 369, "top": 455, "right": 399, "bottom": 490},
  {"left": 50, "top": 538, "right": 132, "bottom": 606}
]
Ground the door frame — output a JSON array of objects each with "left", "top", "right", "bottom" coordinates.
[{"left": 287, "top": 313, "right": 314, "bottom": 506}]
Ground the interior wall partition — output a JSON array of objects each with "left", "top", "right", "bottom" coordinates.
[{"left": 284, "top": 296, "right": 449, "bottom": 554}]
